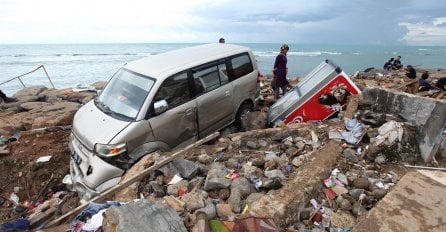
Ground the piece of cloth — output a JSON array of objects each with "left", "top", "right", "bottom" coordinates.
[
  {"left": 340, "top": 119, "right": 367, "bottom": 145},
  {"left": 418, "top": 78, "right": 432, "bottom": 91},
  {"left": 70, "top": 201, "right": 121, "bottom": 232},
  {"left": 0, "top": 218, "right": 30, "bottom": 232}
]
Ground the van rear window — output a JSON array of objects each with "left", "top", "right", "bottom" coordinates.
[{"left": 230, "top": 54, "right": 253, "bottom": 80}]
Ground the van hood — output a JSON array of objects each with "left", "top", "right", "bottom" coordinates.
[{"left": 72, "top": 101, "right": 132, "bottom": 150}]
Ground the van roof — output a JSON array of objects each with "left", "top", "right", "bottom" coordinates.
[{"left": 124, "top": 43, "right": 252, "bottom": 79}]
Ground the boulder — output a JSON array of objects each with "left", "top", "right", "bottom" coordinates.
[{"left": 102, "top": 200, "right": 186, "bottom": 232}]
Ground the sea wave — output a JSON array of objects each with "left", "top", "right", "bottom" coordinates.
[{"left": 255, "top": 51, "right": 341, "bottom": 57}]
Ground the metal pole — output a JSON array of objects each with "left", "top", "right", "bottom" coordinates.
[
  {"left": 17, "top": 77, "right": 26, "bottom": 88},
  {"left": 41, "top": 65, "right": 55, "bottom": 89}
]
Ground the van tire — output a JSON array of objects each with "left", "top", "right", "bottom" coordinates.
[{"left": 234, "top": 102, "right": 253, "bottom": 129}]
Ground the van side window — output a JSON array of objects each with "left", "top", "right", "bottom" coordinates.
[
  {"left": 230, "top": 53, "right": 253, "bottom": 80},
  {"left": 154, "top": 72, "right": 191, "bottom": 108},
  {"left": 193, "top": 62, "right": 228, "bottom": 95}
]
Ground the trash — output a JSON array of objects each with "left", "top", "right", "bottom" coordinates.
[
  {"left": 340, "top": 119, "right": 367, "bottom": 145},
  {"left": 71, "top": 201, "right": 121, "bottom": 232},
  {"left": 0, "top": 218, "right": 30, "bottom": 232},
  {"left": 214, "top": 151, "right": 224, "bottom": 162},
  {"left": 36, "top": 155, "right": 52, "bottom": 163},
  {"left": 375, "top": 120, "right": 404, "bottom": 145},
  {"left": 168, "top": 174, "right": 184, "bottom": 185},
  {"left": 209, "top": 217, "right": 279, "bottom": 232},
  {"left": 9, "top": 192, "right": 19, "bottom": 206}
]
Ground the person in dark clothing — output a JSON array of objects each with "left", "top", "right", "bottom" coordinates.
[
  {"left": 418, "top": 72, "right": 440, "bottom": 92},
  {"left": 392, "top": 56, "right": 403, "bottom": 70},
  {"left": 405, "top": 65, "right": 416, "bottom": 79},
  {"left": 0, "top": 90, "right": 16, "bottom": 103},
  {"left": 273, "top": 44, "right": 289, "bottom": 99},
  {"left": 435, "top": 77, "right": 446, "bottom": 90},
  {"left": 383, "top": 58, "right": 394, "bottom": 71}
]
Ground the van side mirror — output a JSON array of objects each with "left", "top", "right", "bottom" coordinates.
[{"left": 154, "top": 100, "right": 169, "bottom": 115}]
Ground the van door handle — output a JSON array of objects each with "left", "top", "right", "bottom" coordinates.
[{"left": 225, "top": 90, "right": 230, "bottom": 96}]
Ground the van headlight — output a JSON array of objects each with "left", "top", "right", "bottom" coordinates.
[{"left": 95, "top": 143, "right": 127, "bottom": 157}]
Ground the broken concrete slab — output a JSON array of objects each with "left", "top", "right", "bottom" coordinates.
[
  {"left": 353, "top": 170, "right": 446, "bottom": 232},
  {"left": 362, "top": 87, "right": 446, "bottom": 162},
  {"left": 246, "top": 140, "right": 342, "bottom": 227}
]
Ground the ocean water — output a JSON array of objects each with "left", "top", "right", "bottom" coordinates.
[{"left": 1, "top": 43, "right": 446, "bottom": 95}]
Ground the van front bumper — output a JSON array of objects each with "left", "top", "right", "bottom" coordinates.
[{"left": 68, "top": 133, "right": 124, "bottom": 200}]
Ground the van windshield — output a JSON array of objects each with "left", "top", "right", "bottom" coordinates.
[{"left": 96, "top": 68, "right": 154, "bottom": 120}]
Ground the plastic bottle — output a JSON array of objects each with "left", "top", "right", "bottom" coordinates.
[{"left": 321, "top": 208, "right": 332, "bottom": 228}]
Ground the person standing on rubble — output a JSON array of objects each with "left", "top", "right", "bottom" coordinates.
[{"left": 273, "top": 44, "right": 289, "bottom": 100}]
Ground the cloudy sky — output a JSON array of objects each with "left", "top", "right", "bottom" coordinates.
[{"left": 0, "top": 0, "right": 445, "bottom": 45}]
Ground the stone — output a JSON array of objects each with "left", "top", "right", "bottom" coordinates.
[
  {"left": 215, "top": 204, "right": 234, "bottom": 218},
  {"left": 102, "top": 200, "right": 187, "bottom": 232},
  {"left": 167, "top": 180, "right": 189, "bottom": 197},
  {"left": 349, "top": 189, "right": 365, "bottom": 201},
  {"left": 197, "top": 203, "right": 217, "bottom": 219},
  {"left": 228, "top": 188, "right": 242, "bottom": 213},
  {"left": 264, "top": 169, "right": 286, "bottom": 180},
  {"left": 231, "top": 177, "right": 252, "bottom": 197},
  {"left": 343, "top": 148, "right": 359, "bottom": 163},
  {"left": 163, "top": 195, "right": 185, "bottom": 212},
  {"left": 374, "top": 155, "right": 386, "bottom": 164},
  {"left": 181, "top": 191, "right": 205, "bottom": 212},
  {"left": 204, "top": 163, "right": 231, "bottom": 191},
  {"left": 291, "top": 157, "right": 303, "bottom": 167},
  {"left": 226, "top": 158, "right": 240, "bottom": 170},
  {"left": 149, "top": 181, "right": 165, "bottom": 197},
  {"left": 340, "top": 199, "right": 352, "bottom": 211},
  {"left": 198, "top": 153, "right": 212, "bottom": 165},
  {"left": 241, "top": 111, "right": 267, "bottom": 131},
  {"left": 258, "top": 139, "right": 268, "bottom": 147},
  {"left": 295, "top": 140, "right": 306, "bottom": 151},
  {"left": 352, "top": 177, "right": 369, "bottom": 190},
  {"left": 174, "top": 158, "right": 202, "bottom": 179},
  {"left": 246, "top": 140, "right": 257, "bottom": 149},
  {"left": 372, "top": 188, "right": 387, "bottom": 200},
  {"left": 351, "top": 201, "right": 367, "bottom": 217},
  {"left": 364, "top": 170, "right": 377, "bottom": 177}
]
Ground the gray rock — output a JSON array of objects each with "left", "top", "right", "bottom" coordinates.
[
  {"left": 198, "top": 153, "right": 212, "bottom": 165},
  {"left": 226, "top": 158, "right": 240, "bottom": 170},
  {"left": 102, "top": 200, "right": 186, "bottom": 232},
  {"left": 197, "top": 203, "right": 217, "bottom": 219},
  {"left": 291, "top": 156, "right": 304, "bottom": 167},
  {"left": 372, "top": 188, "right": 387, "bottom": 200},
  {"left": 181, "top": 191, "right": 205, "bottom": 212},
  {"left": 264, "top": 169, "right": 286, "bottom": 180},
  {"left": 337, "top": 173, "right": 349, "bottom": 186},
  {"left": 228, "top": 188, "right": 242, "bottom": 213},
  {"left": 231, "top": 177, "right": 252, "bottom": 197},
  {"left": 258, "top": 139, "right": 268, "bottom": 147},
  {"left": 204, "top": 163, "right": 231, "bottom": 190},
  {"left": 340, "top": 199, "right": 352, "bottom": 211},
  {"left": 149, "top": 181, "right": 165, "bottom": 197},
  {"left": 158, "top": 158, "right": 201, "bottom": 179},
  {"left": 349, "top": 189, "right": 365, "bottom": 201},
  {"left": 374, "top": 155, "right": 386, "bottom": 164},
  {"left": 343, "top": 148, "right": 359, "bottom": 163},
  {"left": 246, "top": 140, "right": 257, "bottom": 149},
  {"left": 351, "top": 201, "right": 367, "bottom": 217},
  {"left": 295, "top": 140, "right": 306, "bottom": 151}
]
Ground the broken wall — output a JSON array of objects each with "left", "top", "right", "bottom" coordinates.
[{"left": 361, "top": 87, "right": 446, "bottom": 162}]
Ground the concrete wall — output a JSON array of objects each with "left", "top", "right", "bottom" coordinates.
[{"left": 362, "top": 87, "right": 446, "bottom": 162}]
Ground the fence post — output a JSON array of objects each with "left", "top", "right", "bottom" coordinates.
[{"left": 41, "top": 65, "right": 55, "bottom": 89}]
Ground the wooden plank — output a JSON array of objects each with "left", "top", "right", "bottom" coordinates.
[{"left": 44, "top": 132, "right": 219, "bottom": 229}]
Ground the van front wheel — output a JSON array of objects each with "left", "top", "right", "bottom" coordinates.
[{"left": 234, "top": 103, "right": 253, "bottom": 129}]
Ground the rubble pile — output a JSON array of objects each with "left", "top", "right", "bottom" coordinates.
[
  {"left": 351, "top": 67, "right": 446, "bottom": 100},
  {"left": 0, "top": 67, "right": 444, "bottom": 231}
]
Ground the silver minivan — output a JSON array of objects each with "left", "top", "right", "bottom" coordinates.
[{"left": 68, "top": 43, "right": 260, "bottom": 199}]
